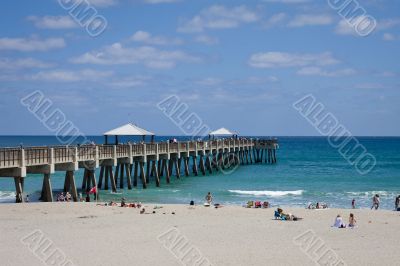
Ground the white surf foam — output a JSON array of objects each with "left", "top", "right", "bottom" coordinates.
[
  {"left": 228, "top": 190, "right": 304, "bottom": 197},
  {"left": 0, "top": 191, "right": 16, "bottom": 203}
]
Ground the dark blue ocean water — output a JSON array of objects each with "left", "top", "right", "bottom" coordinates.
[{"left": 0, "top": 136, "right": 399, "bottom": 210}]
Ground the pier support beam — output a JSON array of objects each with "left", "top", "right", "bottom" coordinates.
[
  {"left": 41, "top": 174, "right": 53, "bottom": 202},
  {"left": 199, "top": 156, "right": 206, "bottom": 175},
  {"left": 133, "top": 161, "right": 138, "bottom": 187},
  {"left": 152, "top": 161, "right": 160, "bottom": 187},
  {"left": 192, "top": 156, "right": 198, "bottom": 176},
  {"left": 98, "top": 166, "right": 104, "bottom": 189},
  {"left": 146, "top": 162, "right": 150, "bottom": 184},
  {"left": 14, "top": 177, "right": 24, "bottom": 203},
  {"left": 184, "top": 157, "right": 190, "bottom": 177},
  {"left": 108, "top": 166, "right": 117, "bottom": 192},
  {"left": 126, "top": 164, "right": 132, "bottom": 189},
  {"left": 64, "top": 171, "right": 78, "bottom": 202},
  {"left": 139, "top": 162, "right": 147, "bottom": 189},
  {"left": 174, "top": 158, "right": 181, "bottom": 178},
  {"left": 205, "top": 154, "right": 212, "bottom": 174}
]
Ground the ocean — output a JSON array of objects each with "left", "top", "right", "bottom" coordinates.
[{"left": 0, "top": 136, "right": 399, "bottom": 210}]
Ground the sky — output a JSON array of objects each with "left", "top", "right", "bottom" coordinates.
[{"left": 0, "top": 0, "right": 399, "bottom": 136}]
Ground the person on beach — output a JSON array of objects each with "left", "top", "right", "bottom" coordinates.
[
  {"left": 85, "top": 192, "right": 90, "bottom": 202},
  {"left": 25, "top": 194, "right": 29, "bottom": 203},
  {"left": 121, "top": 198, "right": 126, "bottom": 207},
  {"left": 58, "top": 192, "right": 65, "bottom": 202},
  {"left": 66, "top": 192, "right": 72, "bottom": 202},
  {"left": 371, "top": 194, "right": 380, "bottom": 210},
  {"left": 395, "top": 195, "right": 399, "bottom": 211},
  {"left": 352, "top": 198, "right": 356, "bottom": 209},
  {"left": 205, "top": 192, "right": 213, "bottom": 204},
  {"left": 349, "top": 213, "right": 356, "bottom": 228},
  {"left": 333, "top": 214, "right": 346, "bottom": 228}
]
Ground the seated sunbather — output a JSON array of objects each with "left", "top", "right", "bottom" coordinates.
[{"left": 246, "top": 201, "right": 254, "bottom": 208}]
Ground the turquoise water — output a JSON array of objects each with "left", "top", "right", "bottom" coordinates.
[{"left": 0, "top": 136, "right": 399, "bottom": 210}]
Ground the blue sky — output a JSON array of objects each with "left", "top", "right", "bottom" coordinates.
[{"left": 0, "top": 0, "right": 399, "bottom": 136}]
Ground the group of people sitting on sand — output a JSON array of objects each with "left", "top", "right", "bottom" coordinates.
[
  {"left": 100, "top": 198, "right": 148, "bottom": 213},
  {"left": 103, "top": 198, "right": 143, "bottom": 208},
  {"left": 56, "top": 192, "right": 72, "bottom": 202},
  {"left": 274, "top": 208, "right": 302, "bottom": 221},
  {"left": 333, "top": 213, "right": 356, "bottom": 228},
  {"left": 307, "top": 202, "right": 328, "bottom": 209},
  {"left": 246, "top": 201, "right": 270, "bottom": 208}
]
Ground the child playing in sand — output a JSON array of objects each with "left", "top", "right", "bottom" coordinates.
[{"left": 349, "top": 213, "right": 356, "bottom": 228}]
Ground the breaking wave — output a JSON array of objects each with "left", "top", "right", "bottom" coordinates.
[{"left": 228, "top": 190, "right": 304, "bottom": 197}]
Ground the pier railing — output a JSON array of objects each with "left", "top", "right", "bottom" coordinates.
[{"left": 0, "top": 139, "right": 278, "bottom": 169}]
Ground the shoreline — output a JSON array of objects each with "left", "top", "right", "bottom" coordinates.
[
  {"left": 1, "top": 194, "right": 399, "bottom": 211},
  {"left": 1, "top": 203, "right": 399, "bottom": 265}
]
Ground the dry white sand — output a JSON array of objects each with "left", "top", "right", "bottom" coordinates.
[{"left": 0, "top": 203, "right": 399, "bottom": 266}]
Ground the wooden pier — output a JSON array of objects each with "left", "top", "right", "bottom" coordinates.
[{"left": 0, "top": 139, "right": 278, "bottom": 203}]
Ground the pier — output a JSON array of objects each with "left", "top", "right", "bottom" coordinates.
[{"left": 0, "top": 139, "right": 278, "bottom": 203}]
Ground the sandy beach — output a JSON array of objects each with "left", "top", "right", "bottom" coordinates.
[{"left": 0, "top": 203, "right": 399, "bottom": 266}]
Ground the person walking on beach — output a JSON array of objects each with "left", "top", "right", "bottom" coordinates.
[
  {"left": 371, "top": 194, "right": 380, "bottom": 210},
  {"left": 205, "top": 192, "right": 213, "bottom": 204},
  {"left": 395, "top": 195, "right": 400, "bottom": 211},
  {"left": 352, "top": 198, "right": 355, "bottom": 209}
]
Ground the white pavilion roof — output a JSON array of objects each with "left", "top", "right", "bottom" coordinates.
[
  {"left": 104, "top": 123, "right": 154, "bottom": 136},
  {"left": 209, "top": 127, "right": 237, "bottom": 136}
]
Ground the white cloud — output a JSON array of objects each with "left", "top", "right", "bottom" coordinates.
[
  {"left": 27, "top": 16, "right": 77, "bottom": 29},
  {"left": 355, "top": 83, "right": 386, "bottom": 89},
  {"left": 297, "top": 67, "right": 356, "bottom": 77},
  {"left": 376, "top": 18, "right": 400, "bottom": 31},
  {"left": 248, "top": 52, "right": 339, "bottom": 68},
  {"left": 335, "top": 17, "right": 399, "bottom": 36},
  {"left": 86, "top": 0, "right": 118, "bottom": 7},
  {"left": 335, "top": 19, "right": 357, "bottom": 35},
  {"left": 0, "top": 58, "right": 53, "bottom": 70},
  {"left": 143, "top": 0, "right": 180, "bottom": 3},
  {"left": 195, "top": 77, "right": 223, "bottom": 86},
  {"left": 194, "top": 35, "right": 219, "bottom": 45},
  {"left": 383, "top": 33, "right": 396, "bottom": 41},
  {"left": 288, "top": 14, "right": 334, "bottom": 27},
  {"left": 0, "top": 37, "right": 65, "bottom": 52},
  {"left": 30, "top": 69, "right": 113, "bottom": 82},
  {"left": 264, "top": 13, "right": 287, "bottom": 28},
  {"left": 71, "top": 42, "right": 201, "bottom": 69},
  {"left": 108, "top": 75, "right": 152, "bottom": 88},
  {"left": 131, "top": 31, "right": 183, "bottom": 45},
  {"left": 263, "top": 0, "right": 310, "bottom": 3},
  {"left": 178, "top": 5, "right": 259, "bottom": 33}
]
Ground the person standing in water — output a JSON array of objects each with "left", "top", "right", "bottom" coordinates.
[
  {"left": 351, "top": 198, "right": 356, "bottom": 209},
  {"left": 395, "top": 195, "right": 400, "bottom": 211},
  {"left": 205, "top": 192, "right": 213, "bottom": 204},
  {"left": 371, "top": 194, "right": 380, "bottom": 210}
]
